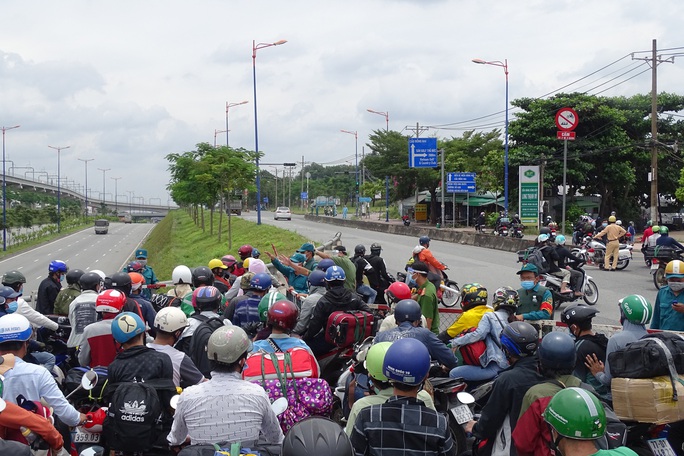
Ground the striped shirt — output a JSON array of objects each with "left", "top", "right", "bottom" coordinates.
[{"left": 350, "top": 395, "right": 455, "bottom": 456}]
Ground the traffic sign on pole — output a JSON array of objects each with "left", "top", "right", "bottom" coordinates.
[
  {"left": 300, "top": 191, "right": 308, "bottom": 200},
  {"left": 408, "top": 138, "right": 438, "bottom": 168},
  {"left": 557, "top": 131, "right": 576, "bottom": 140},
  {"left": 555, "top": 107, "right": 579, "bottom": 131},
  {"left": 446, "top": 172, "right": 476, "bottom": 193}
]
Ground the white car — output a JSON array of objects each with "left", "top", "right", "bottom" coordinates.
[{"left": 274, "top": 206, "right": 292, "bottom": 220}]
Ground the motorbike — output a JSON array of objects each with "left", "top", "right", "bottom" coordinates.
[
  {"left": 571, "top": 236, "right": 632, "bottom": 270},
  {"left": 510, "top": 223, "right": 524, "bottom": 239},
  {"left": 428, "top": 376, "right": 476, "bottom": 454},
  {"left": 331, "top": 336, "right": 375, "bottom": 423},
  {"left": 66, "top": 369, "right": 106, "bottom": 455},
  {"left": 35, "top": 315, "right": 76, "bottom": 386},
  {"left": 493, "top": 219, "right": 510, "bottom": 236},
  {"left": 397, "top": 270, "right": 461, "bottom": 308},
  {"left": 538, "top": 263, "right": 599, "bottom": 307},
  {"left": 402, "top": 215, "right": 411, "bottom": 226},
  {"left": 645, "top": 246, "right": 684, "bottom": 290}
]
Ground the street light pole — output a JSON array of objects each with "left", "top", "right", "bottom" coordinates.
[
  {"left": 48, "top": 145, "right": 69, "bottom": 233},
  {"left": 226, "top": 101, "right": 248, "bottom": 147},
  {"left": 111, "top": 177, "right": 121, "bottom": 213},
  {"left": 340, "top": 130, "right": 359, "bottom": 217},
  {"left": 366, "top": 109, "right": 389, "bottom": 131},
  {"left": 2, "top": 125, "right": 20, "bottom": 251},
  {"left": 214, "top": 129, "right": 228, "bottom": 148},
  {"left": 472, "top": 57, "right": 509, "bottom": 214},
  {"left": 77, "top": 158, "right": 94, "bottom": 217},
  {"left": 253, "top": 38, "right": 287, "bottom": 225},
  {"left": 98, "top": 168, "right": 110, "bottom": 210}
]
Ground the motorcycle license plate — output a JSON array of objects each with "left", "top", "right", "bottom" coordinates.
[
  {"left": 73, "top": 428, "right": 100, "bottom": 443},
  {"left": 651, "top": 263, "right": 660, "bottom": 270},
  {"left": 647, "top": 438, "right": 676, "bottom": 456},
  {"left": 450, "top": 404, "right": 473, "bottom": 425}
]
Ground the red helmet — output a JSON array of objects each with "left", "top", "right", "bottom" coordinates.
[
  {"left": 238, "top": 245, "right": 253, "bottom": 260},
  {"left": 96, "top": 289, "right": 127, "bottom": 314},
  {"left": 385, "top": 281, "right": 412, "bottom": 304},
  {"left": 221, "top": 255, "right": 237, "bottom": 267},
  {"left": 267, "top": 300, "right": 299, "bottom": 332}
]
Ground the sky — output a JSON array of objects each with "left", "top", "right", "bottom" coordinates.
[{"left": 1, "top": 0, "right": 683, "bottom": 205}]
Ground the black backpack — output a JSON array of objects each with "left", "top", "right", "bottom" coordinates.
[
  {"left": 104, "top": 381, "right": 163, "bottom": 452},
  {"left": 188, "top": 314, "right": 225, "bottom": 378}
]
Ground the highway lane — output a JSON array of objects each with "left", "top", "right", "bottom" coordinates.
[
  {"left": 0, "top": 222, "right": 155, "bottom": 299},
  {"left": 243, "top": 212, "right": 661, "bottom": 326}
]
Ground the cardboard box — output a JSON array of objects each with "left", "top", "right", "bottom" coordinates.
[{"left": 611, "top": 375, "right": 684, "bottom": 424}]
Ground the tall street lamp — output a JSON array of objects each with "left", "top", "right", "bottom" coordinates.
[
  {"left": 472, "top": 57, "right": 509, "bottom": 214},
  {"left": 48, "top": 145, "right": 69, "bottom": 233},
  {"left": 253, "top": 38, "right": 287, "bottom": 225},
  {"left": 98, "top": 168, "right": 110, "bottom": 210},
  {"left": 2, "top": 125, "right": 20, "bottom": 250},
  {"left": 340, "top": 129, "right": 359, "bottom": 217},
  {"left": 214, "top": 129, "right": 227, "bottom": 148},
  {"left": 111, "top": 177, "right": 121, "bottom": 213},
  {"left": 77, "top": 158, "right": 94, "bottom": 217},
  {"left": 366, "top": 109, "right": 389, "bottom": 131},
  {"left": 226, "top": 101, "right": 248, "bottom": 147}
]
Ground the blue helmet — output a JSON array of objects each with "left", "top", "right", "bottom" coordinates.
[
  {"left": 538, "top": 332, "right": 576, "bottom": 370},
  {"left": 325, "top": 266, "right": 346, "bottom": 282},
  {"left": 500, "top": 321, "right": 538, "bottom": 358},
  {"left": 419, "top": 236, "right": 430, "bottom": 246},
  {"left": 316, "top": 259, "right": 335, "bottom": 271},
  {"left": 252, "top": 248, "right": 261, "bottom": 259},
  {"left": 250, "top": 272, "right": 272, "bottom": 291},
  {"left": 308, "top": 270, "right": 326, "bottom": 287},
  {"left": 48, "top": 260, "right": 68, "bottom": 274},
  {"left": 394, "top": 299, "right": 422, "bottom": 323},
  {"left": 383, "top": 338, "right": 430, "bottom": 386},
  {"left": 111, "top": 312, "right": 145, "bottom": 344}
]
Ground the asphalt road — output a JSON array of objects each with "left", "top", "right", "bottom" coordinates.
[
  {"left": 0, "top": 222, "right": 155, "bottom": 300},
  {"left": 243, "top": 212, "right": 661, "bottom": 326}
]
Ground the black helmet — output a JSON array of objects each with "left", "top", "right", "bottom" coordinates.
[
  {"left": 394, "top": 299, "right": 422, "bottom": 323},
  {"left": 192, "top": 266, "right": 215, "bottom": 287},
  {"left": 193, "top": 286, "right": 222, "bottom": 311},
  {"left": 2, "top": 270, "right": 26, "bottom": 286},
  {"left": 354, "top": 244, "right": 366, "bottom": 255},
  {"left": 370, "top": 243, "right": 382, "bottom": 253},
  {"left": 500, "top": 321, "right": 538, "bottom": 357},
  {"left": 538, "top": 332, "right": 577, "bottom": 370},
  {"left": 79, "top": 272, "right": 104, "bottom": 292},
  {"left": 561, "top": 304, "right": 599, "bottom": 327},
  {"left": 419, "top": 235, "right": 430, "bottom": 246},
  {"left": 65, "top": 269, "right": 85, "bottom": 285},
  {"left": 281, "top": 417, "right": 353, "bottom": 456},
  {"left": 110, "top": 272, "right": 132, "bottom": 296}
]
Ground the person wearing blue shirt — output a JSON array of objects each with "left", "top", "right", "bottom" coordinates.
[
  {"left": 134, "top": 249, "right": 159, "bottom": 300},
  {"left": 652, "top": 260, "right": 684, "bottom": 331},
  {"left": 655, "top": 226, "right": 684, "bottom": 250},
  {"left": 251, "top": 300, "right": 315, "bottom": 356},
  {"left": 233, "top": 273, "right": 272, "bottom": 338},
  {"left": 265, "top": 252, "right": 309, "bottom": 295}
]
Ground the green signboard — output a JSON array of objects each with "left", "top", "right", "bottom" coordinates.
[{"left": 519, "top": 166, "right": 539, "bottom": 226}]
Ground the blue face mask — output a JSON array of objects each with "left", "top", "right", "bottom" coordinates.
[
  {"left": 5, "top": 301, "right": 18, "bottom": 313},
  {"left": 602, "top": 223, "right": 608, "bottom": 228},
  {"left": 521, "top": 280, "right": 536, "bottom": 290}
]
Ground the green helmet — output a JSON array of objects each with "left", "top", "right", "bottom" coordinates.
[
  {"left": 366, "top": 342, "right": 392, "bottom": 382},
  {"left": 618, "top": 295, "right": 653, "bottom": 325},
  {"left": 2, "top": 270, "right": 26, "bottom": 285},
  {"left": 544, "top": 387, "right": 606, "bottom": 440},
  {"left": 460, "top": 283, "right": 488, "bottom": 311},
  {"left": 647, "top": 220, "right": 652, "bottom": 227},
  {"left": 258, "top": 291, "right": 287, "bottom": 322},
  {"left": 652, "top": 225, "right": 661, "bottom": 233},
  {"left": 660, "top": 226, "right": 669, "bottom": 234},
  {"left": 492, "top": 286, "right": 519, "bottom": 311}
]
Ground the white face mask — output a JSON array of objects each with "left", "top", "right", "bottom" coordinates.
[{"left": 668, "top": 281, "right": 684, "bottom": 292}]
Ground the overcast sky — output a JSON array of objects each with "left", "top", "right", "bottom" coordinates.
[{"left": 1, "top": 0, "right": 683, "bottom": 204}]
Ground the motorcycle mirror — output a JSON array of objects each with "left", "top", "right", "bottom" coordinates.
[
  {"left": 271, "top": 397, "right": 288, "bottom": 416},
  {"left": 169, "top": 394, "right": 180, "bottom": 410},
  {"left": 82, "top": 370, "right": 98, "bottom": 391},
  {"left": 456, "top": 392, "right": 475, "bottom": 405},
  {"left": 79, "top": 445, "right": 105, "bottom": 456}
]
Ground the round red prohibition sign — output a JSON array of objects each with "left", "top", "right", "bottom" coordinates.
[{"left": 555, "top": 107, "right": 579, "bottom": 131}]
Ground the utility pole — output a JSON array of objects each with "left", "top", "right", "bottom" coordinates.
[{"left": 301, "top": 155, "right": 305, "bottom": 210}]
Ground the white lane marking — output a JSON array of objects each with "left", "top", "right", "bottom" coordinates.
[
  {"left": 34, "top": 259, "right": 39, "bottom": 262},
  {"left": 35, "top": 276, "right": 41, "bottom": 280}
]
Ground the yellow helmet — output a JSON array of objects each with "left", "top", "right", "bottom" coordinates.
[
  {"left": 608, "top": 215, "right": 616, "bottom": 223},
  {"left": 665, "top": 260, "right": 684, "bottom": 278},
  {"left": 208, "top": 259, "right": 227, "bottom": 270}
]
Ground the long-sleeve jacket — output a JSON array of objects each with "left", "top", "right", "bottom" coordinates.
[
  {"left": 0, "top": 401, "right": 64, "bottom": 450},
  {"left": 303, "top": 286, "right": 370, "bottom": 340},
  {"left": 375, "top": 321, "right": 458, "bottom": 369},
  {"left": 417, "top": 248, "right": 446, "bottom": 274},
  {"left": 450, "top": 310, "right": 509, "bottom": 370},
  {"left": 15, "top": 298, "right": 58, "bottom": 331},
  {"left": 271, "top": 258, "right": 309, "bottom": 294}
]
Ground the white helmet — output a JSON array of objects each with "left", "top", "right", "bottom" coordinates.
[
  {"left": 616, "top": 220, "right": 622, "bottom": 226},
  {"left": 207, "top": 326, "right": 252, "bottom": 364},
  {"left": 0, "top": 314, "right": 32, "bottom": 342},
  {"left": 90, "top": 269, "right": 106, "bottom": 280},
  {"left": 154, "top": 307, "right": 189, "bottom": 333},
  {"left": 172, "top": 265, "right": 192, "bottom": 285}
]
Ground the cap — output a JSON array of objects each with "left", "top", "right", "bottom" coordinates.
[
  {"left": 208, "top": 259, "right": 228, "bottom": 270},
  {"left": 517, "top": 263, "right": 539, "bottom": 275},
  {"left": 240, "top": 272, "right": 255, "bottom": 290},
  {"left": 290, "top": 253, "right": 307, "bottom": 264},
  {"left": 334, "top": 245, "right": 347, "bottom": 254},
  {"left": 298, "top": 243, "right": 315, "bottom": 253},
  {"left": 135, "top": 249, "right": 148, "bottom": 259},
  {"left": 411, "top": 261, "right": 429, "bottom": 275}
]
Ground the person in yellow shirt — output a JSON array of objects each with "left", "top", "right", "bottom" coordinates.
[
  {"left": 593, "top": 215, "right": 626, "bottom": 271},
  {"left": 438, "top": 283, "right": 492, "bottom": 343}
]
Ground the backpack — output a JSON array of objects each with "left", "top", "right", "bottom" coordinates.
[
  {"left": 608, "top": 332, "right": 684, "bottom": 380},
  {"left": 525, "top": 248, "right": 549, "bottom": 274},
  {"left": 243, "top": 344, "right": 320, "bottom": 382},
  {"left": 325, "top": 311, "right": 374, "bottom": 347},
  {"left": 457, "top": 327, "right": 487, "bottom": 366},
  {"left": 188, "top": 314, "right": 225, "bottom": 378},
  {"left": 103, "top": 381, "right": 163, "bottom": 452}
]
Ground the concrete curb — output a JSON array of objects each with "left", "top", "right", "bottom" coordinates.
[{"left": 303, "top": 215, "right": 535, "bottom": 253}]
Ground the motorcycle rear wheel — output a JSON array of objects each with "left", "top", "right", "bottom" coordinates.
[
  {"left": 440, "top": 280, "right": 461, "bottom": 307},
  {"left": 583, "top": 279, "right": 599, "bottom": 305},
  {"left": 653, "top": 267, "right": 666, "bottom": 290},
  {"left": 616, "top": 258, "right": 629, "bottom": 270},
  {"left": 448, "top": 415, "right": 468, "bottom": 455}
]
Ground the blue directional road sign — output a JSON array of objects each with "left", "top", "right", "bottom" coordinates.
[
  {"left": 446, "top": 172, "right": 476, "bottom": 193},
  {"left": 263, "top": 197, "right": 269, "bottom": 203},
  {"left": 300, "top": 192, "right": 308, "bottom": 200},
  {"left": 408, "top": 138, "right": 438, "bottom": 168},
  {"left": 359, "top": 196, "right": 372, "bottom": 203}
]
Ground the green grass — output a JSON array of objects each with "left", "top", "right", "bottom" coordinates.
[
  {"left": 0, "top": 221, "right": 92, "bottom": 259},
  {"left": 143, "top": 210, "right": 311, "bottom": 282}
]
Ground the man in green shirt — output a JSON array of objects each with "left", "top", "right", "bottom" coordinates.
[
  {"left": 317, "top": 246, "right": 357, "bottom": 292},
  {"left": 410, "top": 261, "right": 439, "bottom": 334}
]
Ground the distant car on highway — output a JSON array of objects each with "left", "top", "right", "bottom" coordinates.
[
  {"left": 274, "top": 206, "right": 292, "bottom": 221},
  {"left": 94, "top": 219, "right": 109, "bottom": 234}
]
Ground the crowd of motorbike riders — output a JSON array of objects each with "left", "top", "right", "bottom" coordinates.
[{"left": 0, "top": 224, "right": 682, "bottom": 456}]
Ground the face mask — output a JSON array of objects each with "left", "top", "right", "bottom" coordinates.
[
  {"left": 668, "top": 281, "right": 684, "bottom": 292},
  {"left": 137, "top": 259, "right": 147, "bottom": 267},
  {"left": 6, "top": 301, "right": 18, "bottom": 313},
  {"left": 602, "top": 223, "right": 608, "bottom": 228},
  {"left": 521, "top": 280, "right": 536, "bottom": 290}
]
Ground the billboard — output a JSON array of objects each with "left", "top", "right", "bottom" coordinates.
[{"left": 518, "top": 166, "right": 539, "bottom": 227}]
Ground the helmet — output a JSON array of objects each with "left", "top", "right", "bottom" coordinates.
[
  {"left": 207, "top": 325, "right": 252, "bottom": 364},
  {"left": 418, "top": 236, "right": 430, "bottom": 246},
  {"left": 208, "top": 259, "right": 227, "bottom": 271},
  {"left": 221, "top": 255, "right": 237, "bottom": 267},
  {"left": 171, "top": 265, "right": 192, "bottom": 285},
  {"left": 249, "top": 259, "right": 268, "bottom": 275},
  {"left": 492, "top": 286, "right": 519, "bottom": 311},
  {"left": 616, "top": 220, "right": 622, "bottom": 226},
  {"left": 111, "top": 312, "right": 145, "bottom": 344},
  {"left": 243, "top": 258, "right": 251, "bottom": 269},
  {"left": 394, "top": 299, "right": 422, "bottom": 323},
  {"left": 0, "top": 314, "right": 32, "bottom": 342},
  {"left": 325, "top": 266, "right": 346, "bottom": 282},
  {"left": 90, "top": 270, "right": 106, "bottom": 280},
  {"left": 267, "top": 300, "right": 299, "bottom": 331},
  {"left": 544, "top": 387, "right": 606, "bottom": 440},
  {"left": 370, "top": 243, "right": 382, "bottom": 253},
  {"left": 48, "top": 260, "right": 68, "bottom": 274},
  {"left": 129, "top": 272, "right": 145, "bottom": 292},
  {"left": 192, "top": 266, "right": 215, "bottom": 287},
  {"left": 110, "top": 272, "right": 132, "bottom": 296},
  {"left": 383, "top": 338, "right": 430, "bottom": 386},
  {"left": 65, "top": 269, "right": 85, "bottom": 285},
  {"left": 537, "top": 234, "right": 549, "bottom": 243},
  {"left": 555, "top": 234, "right": 566, "bottom": 245},
  {"left": 647, "top": 219, "right": 653, "bottom": 226},
  {"left": 660, "top": 226, "right": 670, "bottom": 234},
  {"left": 2, "top": 270, "right": 26, "bottom": 285},
  {"left": 460, "top": 283, "right": 488, "bottom": 311},
  {"left": 652, "top": 225, "right": 661, "bottom": 233},
  {"left": 561, "top": 304, "right": 599, "bottom": 327},
  {"left": 665, "top": 259, "right": 684, "bottom": 279},
  {"left": 608, "top": 215, "right": 616, "bottom": 223},
  {"left": 79, "top": 272, "right": 104, "bottom": 292},
  {"left": 316, "top": 259, "right": 335, "bottom": 271},
  {"left": 258, "top": 291, "right": 287, "bottom": 322},
  {"left": 96, "top": 289, "right": 126, "bottom": 313},
  {"left": 308, "top": 270, "right": 326, "bottom": 287},
  {"left": 126, "top": 261, "right": 144, "bottom": 273},
  {"left": 385, "top": 282, "right": 411, "bottom": 304},
  {"left": 354, "top": 245, "right": 366, "bottom": 255},
  {"left": 193, "top": 286, "right": 222, "bottom": 311},
  {"left": 0, "top": 286, "right": 20, "bottom": 300},
  {"left": 281, "top": 417, "right": 353, "bottom": 456},
  {"left": 154, "top": 307, "right": 189, "bottom": 333},
  {"left": 249, "top": 272, "right": 272, "bottom": 291},
  {"left": 618, "top": 294, "right": 652, "bottom": 324},
  {"left": 251, "top": 248, "right": 260, "bottom": 258},
  {"left": 366, "top": 342, "right": 392, "bottom": 382},
  {"left": 238, "top": 245, "right": 253, "bottom": 260},
  {"left": 538, "top": 332, "right": 577, "bottom": 370},
  {"left": 500, "top": 321, "right": 538, "bottom": 357}
]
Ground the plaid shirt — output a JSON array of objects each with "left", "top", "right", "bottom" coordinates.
[{"left": 350, "top": 395, "right": 455, "bottom": 456}]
